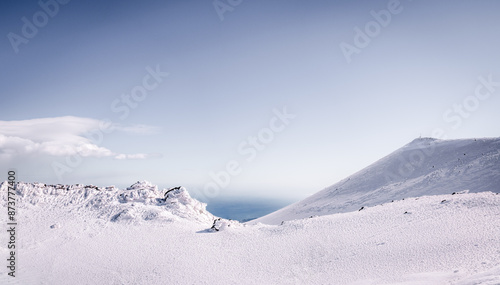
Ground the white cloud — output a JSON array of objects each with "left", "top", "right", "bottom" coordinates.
[
  {"left": 0, "top": 116, "right": 161, "bottom": 160},
  {"left": 114, "top": 153, "right": 160, "bottom": 160},
  {"left": 114, "top": 124, "right": 161, "bottom": 135}
]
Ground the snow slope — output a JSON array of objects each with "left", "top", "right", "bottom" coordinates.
[
  {"left": 254, "top": 137, "right": 500, "bottom": 225},
  {"left": 1, "top": 183, "right": 499, "bottom": 284}
]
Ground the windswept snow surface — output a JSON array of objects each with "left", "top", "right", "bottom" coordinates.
[
  {"left": 1, "top": 181, "right": 500, "bottom": 284},
  {"left": 254, "top": 137, "right": 500, "bottom": 225}
]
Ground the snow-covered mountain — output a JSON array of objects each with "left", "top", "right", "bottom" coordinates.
[{"left": 254, "top": 137, "right": 500, "bottom": 225}]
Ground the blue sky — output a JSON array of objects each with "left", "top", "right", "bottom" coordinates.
[{"left": 1, "top": 0, "right": 499, "bottom": 202}]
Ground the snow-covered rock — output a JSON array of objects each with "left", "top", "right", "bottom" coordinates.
[
  {"left": 210, "top": 217, "right": 242, "bottom": 232},
  {"left": 1, "top": 181, "right": 215, "bottom": 225},
  {"left": 126, "top": 180, "right": 157, "bottom": 191}
]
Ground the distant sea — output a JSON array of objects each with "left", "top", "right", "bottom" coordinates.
[{"left": 204, "top": 197, "right": 295, "bottom": 222}]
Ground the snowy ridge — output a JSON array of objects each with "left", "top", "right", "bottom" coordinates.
[
  {"left": 254, "top": 137, "right": 500, "bottom": 225},
  {"left": 1, "top": 180, "right": 216, "bottom": 225},
  {"left": 1, "top": 190, "right": 499, "bottom": 284}
]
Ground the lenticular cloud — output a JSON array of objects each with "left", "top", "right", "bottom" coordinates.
[{"left": 0, "top": 116, "right": 159, "bottom": 159}]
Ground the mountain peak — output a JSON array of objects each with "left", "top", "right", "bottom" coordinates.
[
  {"left": 401, "top": 137, "right": 440, "bottom": 151},
  {"left": 408, "top": 136, "right": 438, "bottom": 144}
]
